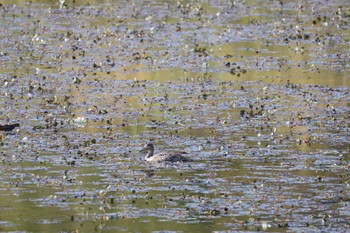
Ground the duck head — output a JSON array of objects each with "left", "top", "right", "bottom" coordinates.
[{"left": 140, "top": 143, "right": 154, "bottom": 152}]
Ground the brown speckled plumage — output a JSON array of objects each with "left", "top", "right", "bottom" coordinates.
[{"left": 140, "top": 143, "right": 189, "bottom": 163}]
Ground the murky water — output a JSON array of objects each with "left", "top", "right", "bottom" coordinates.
[{"left": 1, "top": 0, "right": 349, "bottom": 232}]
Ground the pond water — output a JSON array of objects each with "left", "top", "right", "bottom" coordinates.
[{"left": 1, "top": 0, "right": 349, "bottom": 232}]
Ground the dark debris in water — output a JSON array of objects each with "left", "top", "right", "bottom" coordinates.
[{"left": 0, "top": 0, "right": 350, "bottom": 232}]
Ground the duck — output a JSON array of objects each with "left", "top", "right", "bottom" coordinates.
[
  {"left": 0, "top": 123, "right": 20, "bottom": 131},
  {"left": 140, "top": 143, "right": 189, "bottom": 163}
]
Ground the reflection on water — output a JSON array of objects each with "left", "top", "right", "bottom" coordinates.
[{"left": 1, "top": 0, "right": 349, "bottom": 232}]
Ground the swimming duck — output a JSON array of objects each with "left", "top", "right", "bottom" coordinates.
[
  {"left": 140, "top": 143, "right": 189, "bottom": 163},
  {"left": 0, "top": 123, "right": 20, "bottom": 131}
]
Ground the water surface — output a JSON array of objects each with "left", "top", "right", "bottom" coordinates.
[{"left": 1, "top": 0, "right": 349, "bottom": 232}]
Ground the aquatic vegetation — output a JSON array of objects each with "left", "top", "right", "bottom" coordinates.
[{"left": 0, "top": 0, "right": 349, "bottom": 232}]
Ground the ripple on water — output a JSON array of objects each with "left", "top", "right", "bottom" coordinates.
[{"left": 0, "top": 0, "right": 349, "bottom": 232}]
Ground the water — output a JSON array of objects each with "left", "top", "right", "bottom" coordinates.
[{"left": 1, "top": 0, "right": 349, "bottom": 232}]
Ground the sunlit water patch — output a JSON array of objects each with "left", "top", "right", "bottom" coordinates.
[{"left": 1, "top": 0, "right": 349, "bottom": 232}]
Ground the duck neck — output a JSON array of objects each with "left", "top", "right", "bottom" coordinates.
[{"left": 145, "top": 148, "right": 154, "bottom": 159}]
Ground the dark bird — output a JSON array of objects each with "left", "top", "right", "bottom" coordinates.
[
  {"left": 0, "top": 123, "right": 20, "bottom": 131},
  {"left": 140, "top": 143, "right": 189, "bottom": 163}
]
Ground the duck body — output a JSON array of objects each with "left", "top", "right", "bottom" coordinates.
[
  {"left": 140, "top": 143, "right": 189, "bottom": 163},
  {"left": 0, "top": 123, "right": 20, "bottom": 131}
]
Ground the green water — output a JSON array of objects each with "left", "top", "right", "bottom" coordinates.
[{"left": 1, "top": 0, "right": 349, "bottom": 232}]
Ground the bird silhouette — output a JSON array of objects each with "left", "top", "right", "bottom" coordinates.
[{"left": 0, "top": 123, "right": 20, "bottom": 131}]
